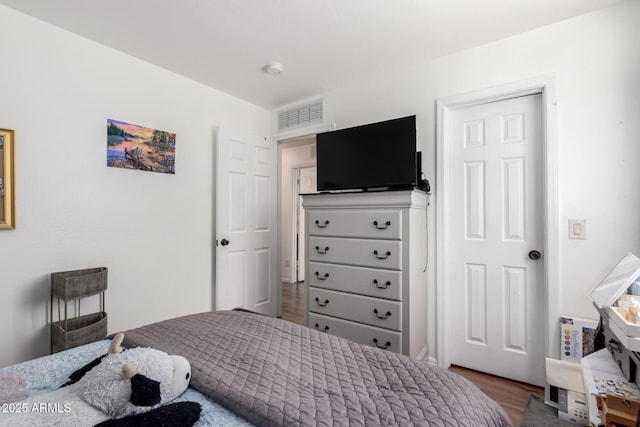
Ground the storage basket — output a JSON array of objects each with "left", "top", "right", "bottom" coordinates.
[
  {"left": 51, "top": 311, "right": 107, "bottom": 353},
  {"left": 50, "top": 266, "right": 108, "bottom": 353},
  {"left": 51, "top": 267, "right": 108, "bottom": 300}
]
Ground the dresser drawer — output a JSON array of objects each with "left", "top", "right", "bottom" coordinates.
[
  {"left": 309, "top": 236, "right": 402, "bottom": 270},
  {"left": 309, "top": 313, "right": 402, "bottom": 353},
  {"left": 309, "top": 262, "right": 402, "bottom": 300},
  {"left": 309, "top": 287, "right": 402, "bottom": 331},
  {"left": 308, "top": 210, "right": 401, "bottom": 240}
]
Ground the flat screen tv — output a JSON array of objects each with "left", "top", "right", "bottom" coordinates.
[{"left": 316, "top": 115, "right": 417, "bottom": 192}]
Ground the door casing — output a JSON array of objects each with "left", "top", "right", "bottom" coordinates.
[
  {"left": 295, "top": 166, "right": 317, "bottom": 282},
  {"left": 435, "top": 75, "right": 560, "bottom": 371}
]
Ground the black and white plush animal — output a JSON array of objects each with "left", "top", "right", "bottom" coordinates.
[{"left": 2, "top": 333, "right": 201, "bottom": 427}]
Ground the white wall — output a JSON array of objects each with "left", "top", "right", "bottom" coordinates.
[
  {"left": 0, "top": 6, "right": 269, "bottom": 367},
  {"left": 274, "top": 0, "right": 640, "bottom": 361}
]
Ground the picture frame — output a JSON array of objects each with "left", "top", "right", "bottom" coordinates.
[
  {"left": 107, "top": 119, "right": 176, "bottom": 174},
  {"left": 0, "top": 128, "right": 15, "bottom": 229}
]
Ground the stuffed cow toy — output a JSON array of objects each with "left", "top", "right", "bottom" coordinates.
[{"left": 2, "top": 333, "right": 201, "bottom": 427}]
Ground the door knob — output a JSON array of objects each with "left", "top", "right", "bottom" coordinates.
[
  {"left": 528, "top": 250, "right": 541, "bottom": 260},
  {"left": 220, "top": 239, "right": 230, "bottom": 246}
]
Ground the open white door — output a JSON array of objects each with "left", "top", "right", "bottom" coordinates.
[{"left": 216, "top": 129, "right": 277, "bottom": 316}]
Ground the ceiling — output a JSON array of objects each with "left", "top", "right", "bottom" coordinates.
[{"left": 0, "top": 0, "right": 625, "bottom": 109}]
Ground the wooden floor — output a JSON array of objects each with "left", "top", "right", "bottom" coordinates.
[
  {"left": 448, "top": 365, "right": 543, "bottom": 426},
  {"left": 280, "top": 282, "right": 543, "bottom": 426},
  {"left": 280, "top": 281, "right": 306, "bottom": 324}
]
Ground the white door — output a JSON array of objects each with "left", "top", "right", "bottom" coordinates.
[
  {"left": 216, "top": 130, "right": 277, "bottom": 316},
  {"left": 449, "top": 94, "right": 545, "bottom": 386},
  {"left": 296, "top": 167, "right": 317, "bottom": 281}
]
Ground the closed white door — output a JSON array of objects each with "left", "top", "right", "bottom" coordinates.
[
  {"left": 216, "top": 130, "right": 277, "bottom": 316},
  {"left": 296, "top": 167, "right": 317, "bottom": 281},
  {"left": 449, "top": 94, "right": 545, "bottom": 386}
]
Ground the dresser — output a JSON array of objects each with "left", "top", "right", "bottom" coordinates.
[{"left": 302, "top": 189, "right": 427, "bottom": 359}]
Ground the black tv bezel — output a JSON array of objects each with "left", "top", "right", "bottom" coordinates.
[{"left": 316, "top": 115, "right": 417, "bottom": 192}]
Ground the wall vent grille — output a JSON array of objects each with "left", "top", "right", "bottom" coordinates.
[{"left": 278, "top": 100, "right": 323, "bottom": 132}]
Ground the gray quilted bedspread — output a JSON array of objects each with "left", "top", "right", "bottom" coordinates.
[{"left": 120, "top": 310, "right": 512, "bottom": 426}]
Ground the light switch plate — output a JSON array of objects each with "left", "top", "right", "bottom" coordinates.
[{"left": 569, "top": 219, "right": 586, "bottom": 240}]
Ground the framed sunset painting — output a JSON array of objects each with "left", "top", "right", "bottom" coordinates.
[{"left": 107, "top": 119, "right": 175, "bottom": 174}]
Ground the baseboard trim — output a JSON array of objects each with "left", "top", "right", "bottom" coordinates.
[{"left": 415, "top": 345, "right": 429, "bottom": 363}]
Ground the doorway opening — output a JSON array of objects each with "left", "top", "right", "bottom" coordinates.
[{"left": 278, "top": 135, "right": 318, "bottom": 320}]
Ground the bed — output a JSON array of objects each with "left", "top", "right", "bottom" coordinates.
[
  {"left": 0, "top": 339, "right": 250, "bottom": 426},
  {"left": 1, "top": 310, "right": 512, "bottom": 426}
]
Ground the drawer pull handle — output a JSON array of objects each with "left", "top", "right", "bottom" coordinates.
[
  {"left": 316, "top": 246, "right": 330, "bottom": 254},
  {"left": 315, "top": 220, "right": 330, "bottom": 228},
  {"left": 373, "top": 309, "right": 392, "bottom": 319},
  {"left": 373, "top": 338, "right": 391, "bottom": 350},
  {"left": 315, "top": 272, "right": 330, "bottom": 280},
  {"left": 373, "top": 220, "right": 391, "bottom": 230},
  {"left": 315, "top": 298, "right": 330, "bottom": 307},
  {"left": 607, "top": 339, "right": 622, "bottom": 353},
  {"left": 373, "top": 279, "right": 391, "bottom": 289},
  {"left": 373, "top": 250, "right": 391, "bottom": 260},
  {"left": 315, "top": 323, "right": 330, "bottom": 332}
]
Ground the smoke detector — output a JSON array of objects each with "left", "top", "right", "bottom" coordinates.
[{"left": 263, "top": 62, "right": 284, "bottom": 75}]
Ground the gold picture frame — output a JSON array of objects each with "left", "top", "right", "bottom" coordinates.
[{"left": 0, "top": 128, "right": 15, "bottom": 229}]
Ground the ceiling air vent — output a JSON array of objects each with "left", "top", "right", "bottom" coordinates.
[{"left": 278, "top": 100, "right": 323, "bottom": 132}]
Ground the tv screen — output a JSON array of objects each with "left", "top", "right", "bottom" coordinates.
[{"left": 316, "top": 115, "right": 416, "bottom": 191}]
